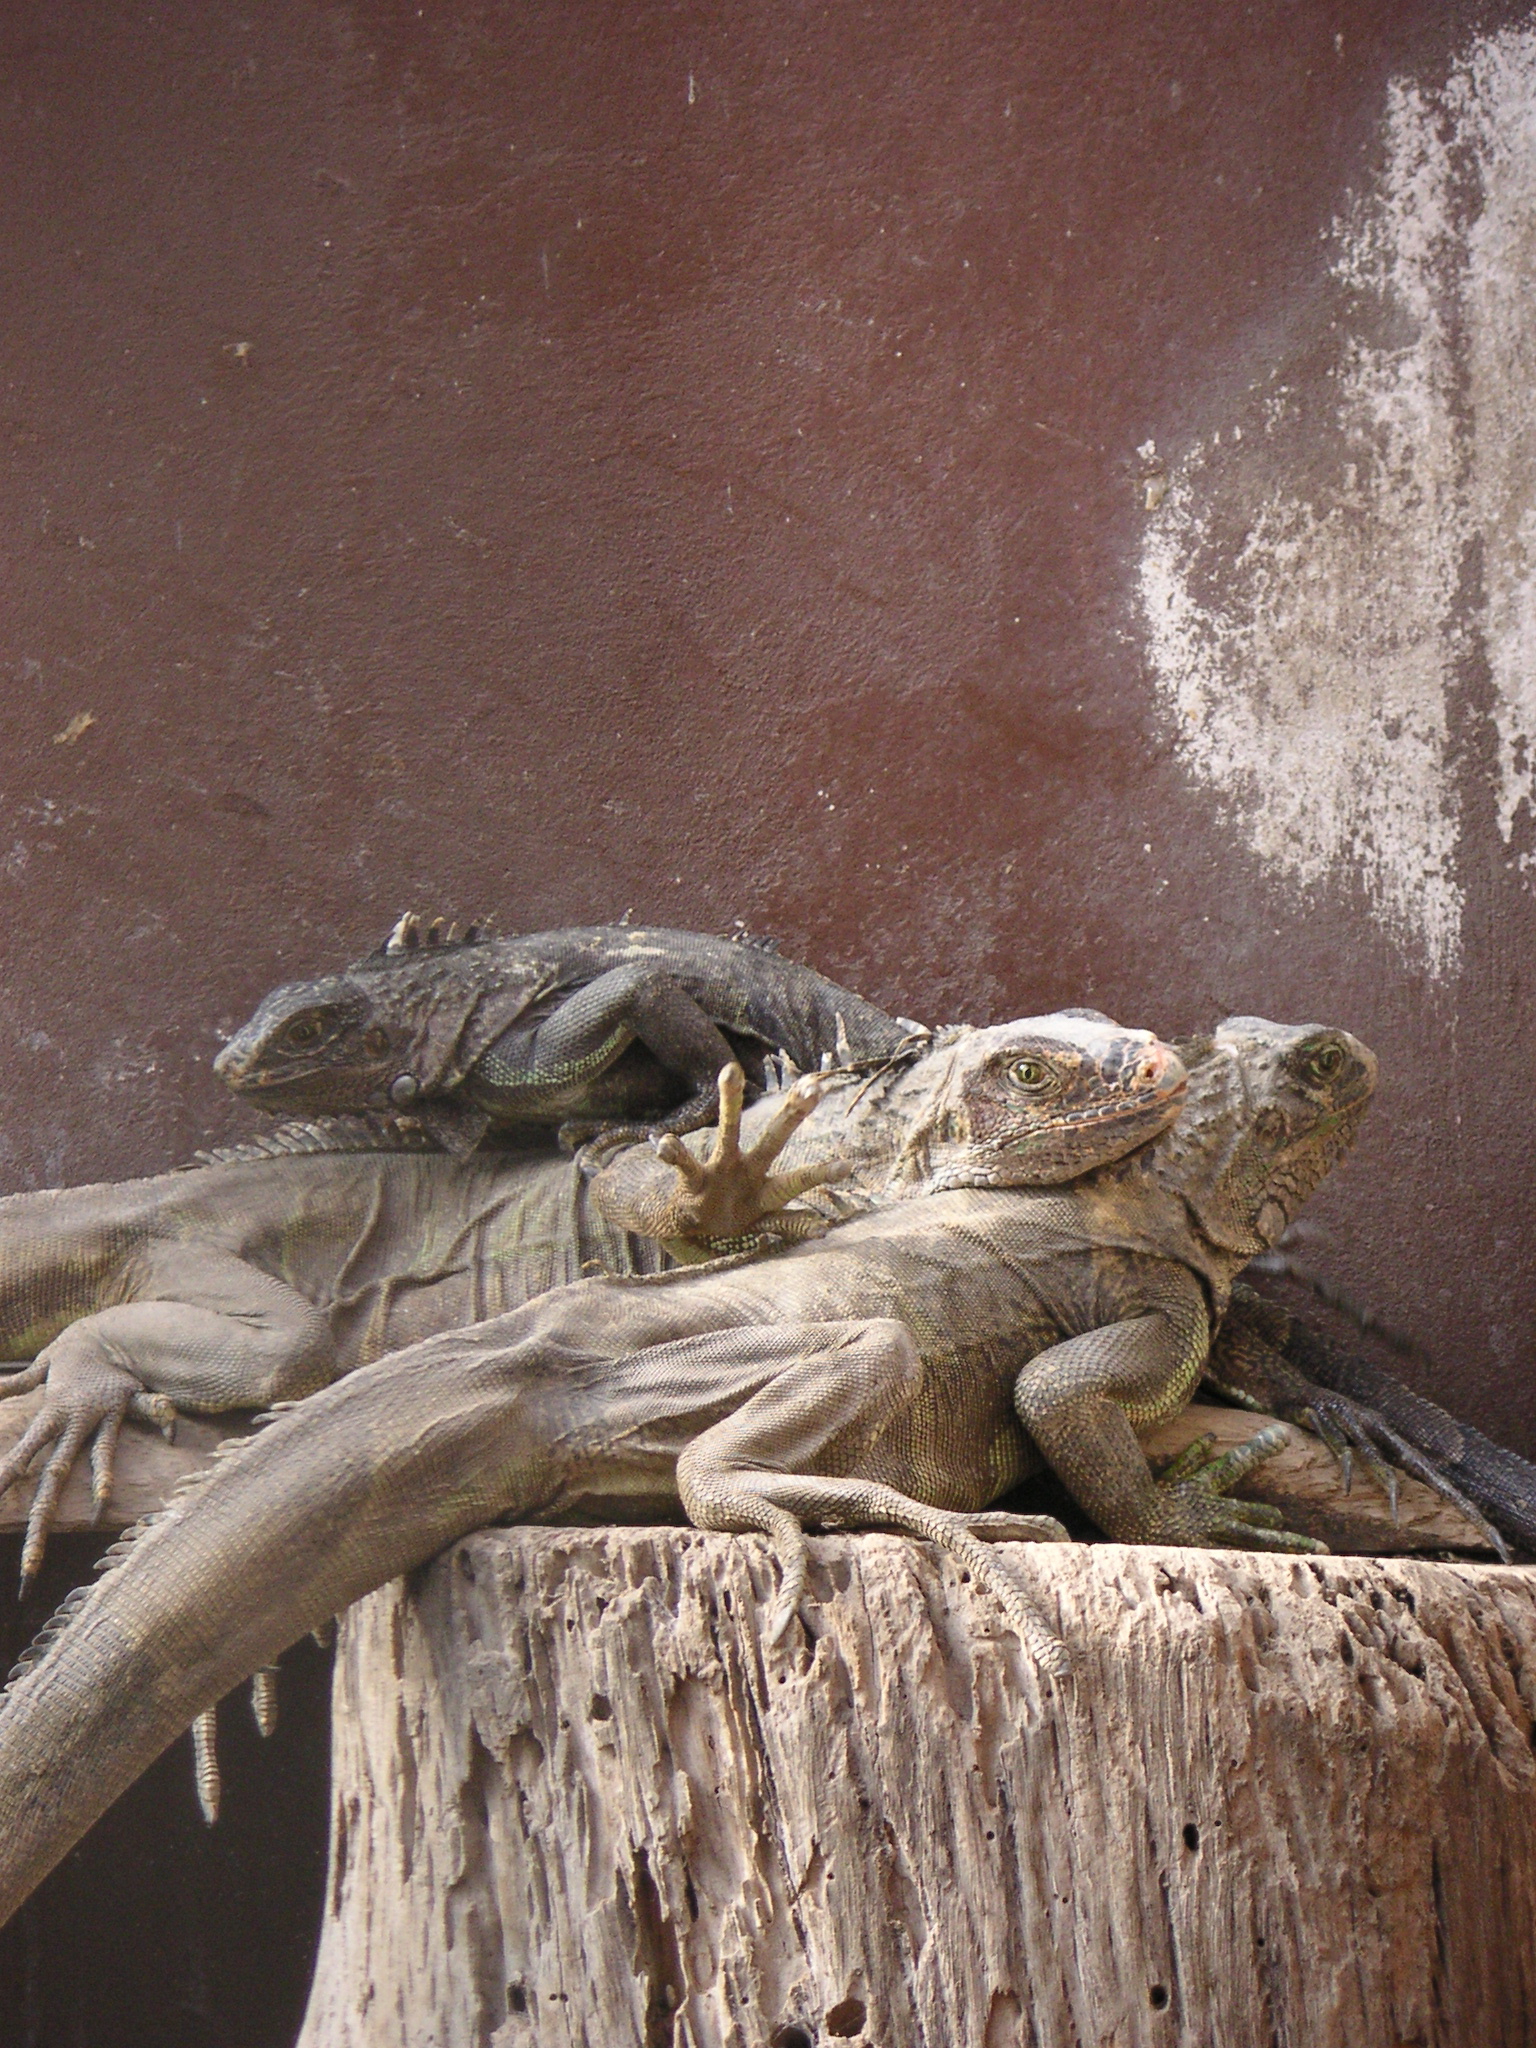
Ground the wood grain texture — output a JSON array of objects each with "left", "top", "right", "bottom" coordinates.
[{"left": 303, "top": 1525, "right": 1536, "bottom": 2048}]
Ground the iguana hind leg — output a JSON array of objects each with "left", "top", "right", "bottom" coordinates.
[
  {"left": 468, "top": 964, "right": 741, "bottom": 1143},
  {"left": 0, "top": 1250, "right": 333, "bottom": 1583},
  {"left": 676, "top": 1319, "right": 1071, "bottom": 1670}
]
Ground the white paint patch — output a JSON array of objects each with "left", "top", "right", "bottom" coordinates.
[
  {"left": 1456, "top": 34, "right": 1536, "bottom": 854},
  {"left": 1138, "top": 26, "right": 1536, "bottom": 976}
]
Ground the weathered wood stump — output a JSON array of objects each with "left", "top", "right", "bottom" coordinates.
[{"left": 299, "top": 1518, "right": 1536, "bottom": 2048}]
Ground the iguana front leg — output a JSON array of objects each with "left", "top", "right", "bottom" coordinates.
[
  {"left": 1014, "top": 1308, "right": 1325, "bottom": 1552},
  {"left": 466, "top": 963, "right": 744, "bottom": 1145},
  {"left": 675, "top": 1320, "right": 1071, "bottom": 1669},
  {"left": 0, "top": 1244, "right": 332, "bottom": 1581},
  {"left": 591, "top": 1063, "right": 852, "bottom": 1256}
]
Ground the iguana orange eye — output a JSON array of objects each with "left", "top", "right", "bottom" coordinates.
[{"left": 1009, "top": 1057, "right": 1057, "bottom": 1093}]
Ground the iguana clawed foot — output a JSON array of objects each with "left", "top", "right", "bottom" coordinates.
[
  {"left": 747, "top": 1486, "right": 1072, "bottom": 1675},
  {"left": 1271, "top": 1388, "right": 1508, "bottom": 1560},
  {"left": 1147, "top": 1425, "right": 1328, "bottom": 1554},
  {"left": 680, "top": 1454, "right": 1072, "bottom": 1671},
  {"left": 591, "top": 1062, "right": 854, "bottom": 1255},
  {"left": 0, "top": 1349, "right": 180, "bottom": 1587},
  {"left": 1208, "top": 1290, "right": 1513, "bottom": 1559}
]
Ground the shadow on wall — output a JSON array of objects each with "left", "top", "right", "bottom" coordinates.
[{"left": 0, "top": 1536, "right": 332, "bottom": 2048}]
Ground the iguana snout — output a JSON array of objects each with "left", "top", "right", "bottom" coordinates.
[{"left": 214, "top": 976, "right": 399, "bottom": 1113}]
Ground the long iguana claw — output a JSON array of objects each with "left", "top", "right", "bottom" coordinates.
[{"left": 0, "top": 1361, "right": 188, "bottom": 1587}]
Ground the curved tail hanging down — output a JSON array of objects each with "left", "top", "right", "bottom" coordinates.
[{"left": 0, "top": 1324, "right": 596, "bottom": 1927}]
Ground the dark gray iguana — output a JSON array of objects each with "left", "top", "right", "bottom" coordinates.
[
  {"left": 0, "top": 1013, "right": 1376, "bottom": 1925},
  {"left": 213, "top": 918, "right": 925, "bottom": 1156},
  {"left": 1205, "top": 1282, "right": 1532, "bottom": 1554}
]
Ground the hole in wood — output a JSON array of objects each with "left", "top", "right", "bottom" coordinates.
[
  {"left": 826, "top": 1995, "right": 866, "bottom": 2036},
  {"left": 507, "top": 1983, "right": 528, "bottom": 2014},
  {"left": 1182, "top": 1822, "right": 1200, "bottom": 1852},
  {"left": 770, "top": 2027, "right": 815, "bottom": 2048},
  {"left": 1149, "top": 1984, "right": 1170, "bottom": 2010}
]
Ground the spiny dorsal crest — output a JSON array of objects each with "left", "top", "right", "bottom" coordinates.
[
  {"left": 381, "top": 911, "right": 494, "bottom": 956},
  {"left": 724, "top": 919, "right": 782, "bottom": 954},
  {"left": 0, "top": 1409, "right": 293, "bottom": 1713},
  {"left": 177, "top": 1113, "right": 439, "bottom": 1172}
]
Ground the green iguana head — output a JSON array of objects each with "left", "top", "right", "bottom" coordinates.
[
  {"left": 214, "top": 918, "right": 541, "bottom": 1119},
  {"left": 1151, "top": 1016, "right": 1377, "bottom": 1256},
  {"left": 897, "top": 1011, "right": 1188, "bottom": 1191}
]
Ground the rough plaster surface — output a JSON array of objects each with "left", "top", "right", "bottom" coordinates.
[{"left": 1141, "top": 24, "right": 1536, "bottom": 976}]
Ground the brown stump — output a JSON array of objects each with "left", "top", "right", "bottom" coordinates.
[{"left": 298, "top": 1506, "right": 1536, "bottom": 2047}]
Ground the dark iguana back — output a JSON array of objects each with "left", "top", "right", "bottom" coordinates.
[{"left": 213, "top": 920, "right": 919, "bottom": 1155}]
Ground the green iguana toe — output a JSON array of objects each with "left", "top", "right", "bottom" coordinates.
[{"left": 1151, "top": 1425, "right": 1329, "bottom": 1553}]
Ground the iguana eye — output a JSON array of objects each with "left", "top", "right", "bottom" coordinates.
[
  {"left": 1301, "top": 1042, "right": 1345, "bottom": 1083},
  {"left": 1009, "top": 1057, "right": 1057, "bottom": 1093},
  {"left": 283, "top": 1015, "right": 326, "bottom": 1050}
]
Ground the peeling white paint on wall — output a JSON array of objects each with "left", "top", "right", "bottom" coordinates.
[{"left": 1138, "top": 26, "right": 1536, "bottom": 977}]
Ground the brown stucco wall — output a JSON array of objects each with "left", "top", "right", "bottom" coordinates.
[{"left": 2, "top": 3, "right": 1534, "bottom": 2041}]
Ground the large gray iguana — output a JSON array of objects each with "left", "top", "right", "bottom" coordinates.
[
  {"left": 0, "top": 1012, "right": 1377, "bottom": 1925},
  {"left": 0, "top": 1012, "right": 1182, "bottom": 1583},
  {"left": 213, "top": 918, "right": 925, "bottom": 1156}
]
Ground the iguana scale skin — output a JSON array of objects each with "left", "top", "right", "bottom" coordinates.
[
  {"left": 213, "top": 921, "right": 922, "bottom": 1155},
  {"left": 0, "top": 1015, "right": 1179, "bottom": 1579},
  {"left": 0, "top": 1015, "right": 1367, "bottom": 1924}
]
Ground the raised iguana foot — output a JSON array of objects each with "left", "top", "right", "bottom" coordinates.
[
  {"left": 590, "top": 1062, "right": 854, "bottom": 1253},
  {"left": 1147, "top": 1425, "right": 1329, "bottom": 1554},
  {"left": 0, "top": 1355, "right": 180, "bottom": 1587}
]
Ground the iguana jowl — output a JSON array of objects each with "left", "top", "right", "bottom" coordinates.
[
  {"left": 0, "top": 1014, "right": 1372, "bottom": 1925},
  {"left": 213, "top": 920, "right": 924, "bottom": 1155}
]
